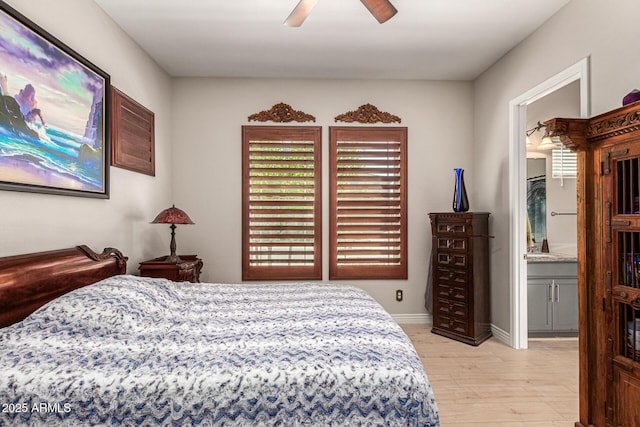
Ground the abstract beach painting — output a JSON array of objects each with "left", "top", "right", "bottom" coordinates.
[{"left": 0, "top": 2, "right": 110, "bottom": 198}]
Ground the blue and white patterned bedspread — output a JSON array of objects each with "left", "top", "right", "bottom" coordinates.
[{"left": 0, "top": 275, "right": 439, "bottom": 426}]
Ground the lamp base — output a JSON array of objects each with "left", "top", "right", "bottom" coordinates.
[
  {"left": 165, "top": 224, "right": 182, "bottom": 263},
  {"left": 164, "top": 254, "right": 183, "bottom": 264}
]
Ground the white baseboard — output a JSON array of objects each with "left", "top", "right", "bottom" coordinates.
[
  {"left": 391, "top": 317, "right": 514, "bottom": 348},
  {"left": 491, "top": 323, "right": 511, "bottom": 346},
  {"left": 391, "top": 313, "right": 432, "bottom": 324}
]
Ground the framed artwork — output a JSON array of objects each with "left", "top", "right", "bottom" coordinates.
[{"left": 0, "top": 1, "right": 110, "bottom": 198}]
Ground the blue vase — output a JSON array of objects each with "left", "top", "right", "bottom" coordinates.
[{"left": 452, "top": 168, "right": 469, "bottom": 212}]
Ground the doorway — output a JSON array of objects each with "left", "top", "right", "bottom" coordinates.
[
  {"left": 508, "top": 57, "right": 590, "bottom": 349},
  {"left": 526, "top": 82, "right": 579, "bottom": 337}
]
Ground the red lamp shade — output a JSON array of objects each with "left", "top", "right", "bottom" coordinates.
[
  {"left": 151, "top": 205, "right": 194, "bottom": 263},
  {"left": 151, "top": 205, "right": 194, "bottom": 225}
]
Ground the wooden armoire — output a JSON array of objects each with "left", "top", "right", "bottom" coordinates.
[{"left": 546, "top": 100, "right": 640, "bottom": 427}]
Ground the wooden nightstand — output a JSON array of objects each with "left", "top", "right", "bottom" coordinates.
[{"left": 138, "top": 255, "right": 203, "bottom": 283}]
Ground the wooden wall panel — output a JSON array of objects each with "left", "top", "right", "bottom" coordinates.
[{"left": 110, "top": 87, "right": 155, "bottom": 176}]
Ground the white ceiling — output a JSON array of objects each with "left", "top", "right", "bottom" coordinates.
[{"left": 94, "top": 0, "right": 570, "bottom": 80}]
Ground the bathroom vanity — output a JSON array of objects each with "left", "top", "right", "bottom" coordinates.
[{"left": 527, "top": 254, "right": 578, "bottom": 337}]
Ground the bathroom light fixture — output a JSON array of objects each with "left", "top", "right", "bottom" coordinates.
[
  {"left": 537, "top": 131, "right": 557, "bottom": 150},
  {"left": 526, "top": 121, "right": 544, "bottom": 146},
  {"left": 526, "top": 121, "right": 556, "bottom": 150}
]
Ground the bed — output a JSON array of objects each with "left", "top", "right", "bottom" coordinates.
[{"left": 0, "top": 246, "right": 439, "bottom": 426}]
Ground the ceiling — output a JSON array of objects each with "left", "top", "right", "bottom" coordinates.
[{"left": 94, "top": 0, "right": 570, "bottom": 81}]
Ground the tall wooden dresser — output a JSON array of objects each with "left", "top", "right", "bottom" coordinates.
[{"left": 429, "top": 212, "right": 491, "bottom": 346}]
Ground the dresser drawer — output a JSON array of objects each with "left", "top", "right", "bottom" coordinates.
[
  {"left": 436, "top": 222, "right": 468, "bottom": 234},
  {"left": 433, "top": 313, "right": 469, "bottom": 336},
  {"left": 436, "top": 252, "right": 467, "bottom": 268},
  {"left": 436, "top": 237, "right": 467, "bottom": 251},
  {"left": 435, "top": 281, "right": 467, "bottom": 302},
  {"left": 435, "top": 298, "right": 468, "bottom": 319},
  {"left": 435, "top": 267, "right": 467, "bottom": 284}
]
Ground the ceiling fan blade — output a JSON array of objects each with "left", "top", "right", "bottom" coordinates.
[
  {"left": 284, "top": 0, "right": 320, "bottom": 27},
  {"left": 360, "top": 0, "right": 397, "bottom": 24}
]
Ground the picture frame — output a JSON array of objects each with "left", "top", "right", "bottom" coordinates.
[{"left": 0, "top": 1, "right": 110, "bottom": 198}]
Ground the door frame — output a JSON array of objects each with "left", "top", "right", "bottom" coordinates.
[{"left": 508, "top": 57, "right": 590, "bottom": 349}]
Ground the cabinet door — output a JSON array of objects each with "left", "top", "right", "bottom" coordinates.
[
  {"left": 527, "top": 278, "right": 553, "bottom": 332},
  {"left": 553, "top": 279, "right": 579, "bottom": 332},
  {"left": 606, "top": 143, "right": 640, "bottom": 427}
]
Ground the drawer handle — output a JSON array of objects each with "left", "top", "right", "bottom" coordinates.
[
  {"left": 448, "top": 271, "right": 455, "bottom": 279},
  {"left": 448, "top": 241, "right": 455, "bottom": 248},
  {"left": 447, "top": 225, "right": 454, "bottom": 232},
  {"left": 448, "top": 288, "right": 455, "bottom": 295}
]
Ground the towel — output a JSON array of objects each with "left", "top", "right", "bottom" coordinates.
[{"left": 526, "top": 212, "right": 535, "bottom": 247}]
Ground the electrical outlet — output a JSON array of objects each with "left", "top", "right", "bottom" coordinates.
[{"left": 396, "top": 289, "right": 403, "bottom": 302}]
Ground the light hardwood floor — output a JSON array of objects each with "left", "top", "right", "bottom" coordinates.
[{"left": 401, "top": 324, "right": 579, "bottom": 427}]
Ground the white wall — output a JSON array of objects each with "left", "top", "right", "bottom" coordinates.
[
  {"left": 171, "top": 78, "right": 473, "bottom": 315},
  {"left": 473, "top": 0, "right": 640, "bottom": 332},
  {"left": 0, "top": 0, "right": 173, "bottom": 270}
]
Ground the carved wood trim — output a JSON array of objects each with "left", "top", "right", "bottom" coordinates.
[
  {"left": 545, "top": 118, "right": 588, "bottom": 152},
  {"left": 585, "top": 107, "right": 640, "bottom": 141},
  {"left": 334, "top": 103, "right": 401, "bottom": 124},
  {"left": 547, "top": 102, "right": 640, "bottom": 154},
  {"left": 248, "top": 103, "right": 316, "bottom": 123},
  {"left": 78, "top": 245, "right": 127, "bottom": 270}
]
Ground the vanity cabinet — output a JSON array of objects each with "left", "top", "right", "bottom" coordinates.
[
  {"left": 527, "top": 261, "right": 578, "bottom": 336},
  {"left": 429, "top": 212, "right": 492, "bottom": 346}
]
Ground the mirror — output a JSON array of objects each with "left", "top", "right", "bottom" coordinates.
[{"left": 527, "top": 158, "right": 546, "bottom": 250}]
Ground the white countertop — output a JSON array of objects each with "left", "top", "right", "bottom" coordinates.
[{"left": 526, "top": 253, "right": 577, "bottom": 263}]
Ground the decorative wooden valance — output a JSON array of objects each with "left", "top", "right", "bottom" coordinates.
[
  {"left": 248, "top": 103, "right": 316, "bottom": 123},
  {"left": 334, "top": 103, "right": 401, "bottom": 124}
]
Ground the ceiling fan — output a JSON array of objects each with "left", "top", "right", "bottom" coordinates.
[{"left": 284, "top": 0, "right": 398, "bottom": 27}]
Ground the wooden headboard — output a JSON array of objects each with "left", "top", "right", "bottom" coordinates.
[{"left": 0, "top": 245, "right": 127, "bottom": 328}]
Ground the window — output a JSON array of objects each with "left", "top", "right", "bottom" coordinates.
[
  {"left": 551, "top": 143, "right": 577, "bottom": 179},
  {"left": 242, "top": 126, "right": 322, "bottom": 280},
  {"left": 329, "top": 127, "right": 407, "bottom": 279}
]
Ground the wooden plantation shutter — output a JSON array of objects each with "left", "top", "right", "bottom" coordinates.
[
  {"left": 242, "top": 126, "right": 322, "bottom": 280},
  {"left": 329, "top": 127, "right": 407, "bottom": 279}
]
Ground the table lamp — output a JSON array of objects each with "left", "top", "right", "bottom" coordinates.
[{"left": 151, "top": 204, "right": 194, "bottom": 263}]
